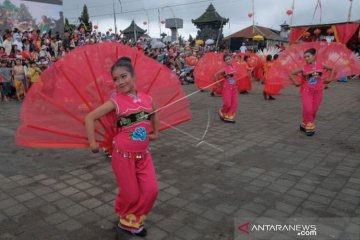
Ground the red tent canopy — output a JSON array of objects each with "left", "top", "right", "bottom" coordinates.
[{"left": 289, "top": 22, "right": 360, "bottom": 45}]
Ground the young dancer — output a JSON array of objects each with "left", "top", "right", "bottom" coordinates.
[
  {"left": 215, "top": 54, "right": 238, "bottom": 123},
  {"left": 85, "top": 57, "right": 158, "bottom": 236},
  {"left": 289, "top": 48, "right": 334, "bottom": 136}
]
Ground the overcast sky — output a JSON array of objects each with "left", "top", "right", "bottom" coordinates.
[{"left": 63, "top": 0, "right": 360, "bottom": 38}]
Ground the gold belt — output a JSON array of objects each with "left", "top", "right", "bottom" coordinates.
[{"left": 113, "top": 149, "right": 149, "bottom": 159}]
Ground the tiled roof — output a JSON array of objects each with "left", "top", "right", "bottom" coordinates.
[
  {"left": 122, "top": 20, "right": 146, "bottom": 34},
  {"left": 225, "top": 25, "right": 282, "bottom": 41},
  {"left": 192, "top": 3, "right": 228, "bottom": 24}
]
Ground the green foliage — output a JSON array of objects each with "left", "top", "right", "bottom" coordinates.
[
  {"left": 2, "top": 0, "right": 17, "bottom": 12},
  {"left": 64, "top": 18, "right": 76, "bottom": 33},
  {"left": 18, "top": 3, "right": 34, "bottom": 22},
  {"left": 188, "top": 34, "right": 194, "bottom": 42},
  {"left": 78, "top": 4, "right": 92, "bottom": 32}
]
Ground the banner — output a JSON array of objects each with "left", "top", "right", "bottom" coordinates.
[{"left": 0, "top": 0, "right": 63, "bottom": 35}]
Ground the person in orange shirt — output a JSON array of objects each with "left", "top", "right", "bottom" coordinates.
[
  {"left": 263, "top": 55, "right": 275, "bottom": 100},
  {"left": 237, "top": 55, "right": 252, "bottom": 94}
]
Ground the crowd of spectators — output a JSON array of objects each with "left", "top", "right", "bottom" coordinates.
[{"left": 0, "top": 27, "right": 221, "bottom": 102}]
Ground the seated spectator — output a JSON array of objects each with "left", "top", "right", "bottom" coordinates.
[
  {"left": 3, "top": 34, "right": 13, "bottom": 55},
  {"left": 38, "top": 57, "right": 48, "bottom": 71},
  {"left": 27, "top": 60, "right": 42, "bottom": 87},
  {"left": 13, "top": 35, "right": 23, "bottom": 50},
  {"left": 0, "top": 47, "right": 6, "bottom": 58}
]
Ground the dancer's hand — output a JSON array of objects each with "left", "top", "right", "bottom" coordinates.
[
  {"left": 90, "top": 142, "right": 99, "bottom": 153},
  {"left": 148, "top": 133, "right": 158, "bottom": 141}
]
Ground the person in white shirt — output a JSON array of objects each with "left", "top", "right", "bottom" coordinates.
[
  {"left": 39, "top": 45, "right": 51, "bottom": 60},
  {"left": 13, "top": 36, "right": 23, "bottom": 51},
  {"left": 239, "top": 42, "right": 247, "bottom": 53},
  {"left": 2, "top": 35, "right": 13, "bottom": 56}
]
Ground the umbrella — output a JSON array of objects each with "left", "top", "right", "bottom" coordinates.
[
  {"left": 195, "top": 40, "right": 204, "bottom": 45},
  {"left": 151, "top": 41, "right": 166, "bottom": 49},
  {"left": 205, "top": 39, "right": 215, "bottom": 45},
  {"left": 253, "top": 35, "right": 264, "bottom": 41}
]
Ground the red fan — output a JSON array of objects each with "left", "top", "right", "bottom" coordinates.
[
  {"left": 194, "top": 53, "right": 248, "bottom": 95},
  {"left": 194, "top": 52, "right": 224, "bottom": 94},
  {"left": 16, "top": 42, "right": 192, "bottom": 149},
  {"left": 267, "top": 42, "right": 360, "bottom": 88}
]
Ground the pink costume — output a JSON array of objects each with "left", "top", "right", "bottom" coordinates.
[
  {"left": 301, "top": 62, "right": 324, "bottom": 134},
  {"left": 110, "top": 91, "right": 158, "bottom": 233},
  {"left": 220, "top": 64, "right": 238, "bottom": 121}
]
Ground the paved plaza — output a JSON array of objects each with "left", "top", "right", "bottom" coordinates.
[{"left": 0, "top": 80, "right": 360, "bottom": 240}]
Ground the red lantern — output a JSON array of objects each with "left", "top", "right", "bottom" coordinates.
[
  {"left": 109, "top": 28, "right": 113, "bottom": 32},
  {"left": 327, "top": 28, "right": 334, "bottom": 34},
  {"left": 160, "top": 20, "right": 165, "bottom": 24},
  {"left": 314, "top": 28, "right": 321, "bottom": 35},
  {"left": 93, "top": 25, "right": 98, "bottom": 29},
  {"left": 248, "top": 13, "right": 253, "bottom": 18},
  {"left": 185, "top": 56, "right": 198, "bottom": 66},
  {"left": 143, "top": 21, "right": 147, "bottom": 25},
  {"left": 286, "top": 9, "right": 293, "bottom": 15}
]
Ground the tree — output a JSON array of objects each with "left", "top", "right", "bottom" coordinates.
[
  {"left": 178, "top": 35, "right": 184, "bottom": 45},
  {"left": 188, "top": 34, "right": 193, "bottom": 42},
  {"left": 64, "top": 18, "right": 76, "bottom": 33},
  {"left": 18, "top": 3, "right": 34, "bottom": 22},
  {"left": 188, "top": 34, "right": 195, "bottom": 46},
  {"left": 2, "top": 0, "right": 17, "bottom": 12},
  {"left": 78, "top": 4, "right": 92, "bottom": 33}
]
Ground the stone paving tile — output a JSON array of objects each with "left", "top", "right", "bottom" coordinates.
[
  {"left": 63, "top": 204, "right": 88, "bottom": 217},
  {"left": 0, "top": 198, "right": 18, "bottom": 210},
  {"left": 59, "top": 186, "right": 80, "bottom": 196},
  {"left": 85, "top": 187, "right": 104, "bottom": 196},
  {"left": 45, "top": 212, "right": 69, "bottom": 225},
  {"left": 56, "top": 219, "right": 83, "bottom": 231},
  {"left": 6, "top": 187, "right": 28, "bottom": 197},
  {"left": 145, "top": 226, "right": 168, "bottom": 240},
  {"left": 40, "top": 178, "right": 58, "bottom": 186},
  {"left": 3, "top": 204, "right": 28, "bottom": 217},
  {"left": 80, "top": 198, "right": 103, "bottom": 209},
  {"left": 1, "top": 81, "right": 360, "bottom": 239},
  {"left": 93, "top": 204, "right": 114, "bottom": 218},
  {"left": 41, "top": 192, "right": 64, "bottom": 202},
  {"left": 74, "top": 211, "right": 103, "bottom": 224},
  {"left": 31, "top": 186, "right": 53, "bottom": 196},
  {"left": 53, "top": 198, "right": 76, "bottom": 209},
  {"left": 156, "top": 218, "right": 184, "bottom": 233},
  {"left": 175, "top": 226, "right": 202, "bottom": 240},
  {"left": 23, "top": 197, "right": 48, "bottom": 209},
  {"left": 14, "top": 192, "right": 36, "bottom": 202}
]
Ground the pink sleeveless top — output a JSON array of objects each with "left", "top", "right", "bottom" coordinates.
[
  {"left": 111, "top": 91, "right": 153, "bottom": 153},
  {"left": 303, "top": 62, "right": 324, "bottom": 90},
  {"left": 224, "top": 65, "right": 236, "bottom": 86}
]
